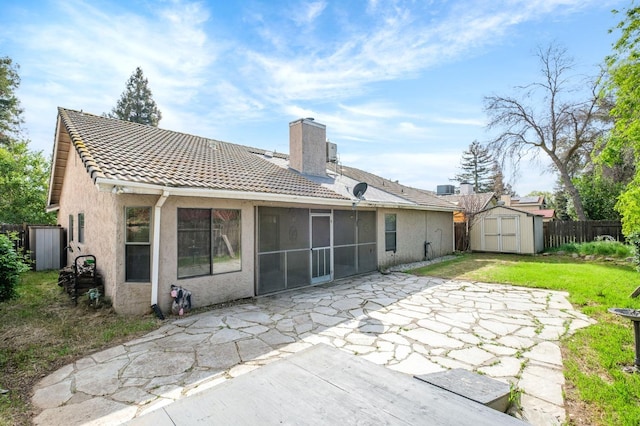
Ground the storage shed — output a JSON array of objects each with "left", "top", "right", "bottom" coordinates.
[
  {"left": 469, "top": 206, "right": 544, "bottom": 254},
  {"left": 28, "top": 226, "right": 66, "bottom": 270}
]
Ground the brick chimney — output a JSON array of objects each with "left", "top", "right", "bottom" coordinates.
[{"left": 289, "top": 118, "right": 327, "bottom": 177}]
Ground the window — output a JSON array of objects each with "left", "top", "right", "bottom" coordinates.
[
  {"left": 213, "top": 209, "right": 242, "bottom": 273},
  {"left": 178, "top": 209, "right": 211, "bottom": 278},
  {"left": 177, "top": 208, "right": 241, "bottom": 278},
  {"left": 78, "top": 213, "right": 85, "bottom": 243},
  {"left": 385, "top": 214, "right": 397, "bottom": 252},
  {"left": 68, "top": 215, "right": 74, "bottom": 242},
  {"left": 125, "top": 207, "right": 151, "bottom": 282}
]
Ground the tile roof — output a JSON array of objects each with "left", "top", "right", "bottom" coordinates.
[
  {"left": 56, "top": 108, "right": 345, "bottom": 200},
  {"left": 335, "top": 164, "right": 457, "bottom": 210},
  {"left": 50, "top": 108, "right": 456, "bottom": 211}
]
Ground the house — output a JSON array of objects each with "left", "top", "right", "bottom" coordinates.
[
  {"left": 500, "top": 194, "right": 556, "bottom": 222},
  {"left": 47, "top": 109, "right": 456, "bottom": 315},
  {"left": 439, "top": 183, "right": 498, "bottom": 223}
]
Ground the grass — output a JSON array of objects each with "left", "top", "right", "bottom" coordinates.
[
  {"left": 409, "top": 248, "right": 640, "bottom": 426},
  {"left": 0, "top": 271, "right": 161, "bottom": 426}
]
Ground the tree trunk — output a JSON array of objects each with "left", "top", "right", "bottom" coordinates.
[{"left": 559, "top": 168, "right": 587, "bottom": 220}]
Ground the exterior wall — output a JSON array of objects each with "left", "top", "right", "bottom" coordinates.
[
  {"left": 113, "top": 193, "right": 159, "bottom": 315},
  {"left": 154, "top": 197, "right": 255, "bottom": 315},
  {"left": 377, "top": 208, "right": 454, "bottom": 269},
  {"left": 533, "top": 216, "right": 544, "bottom": 253},
  {"left": 56, "top": 146, "right": 119, "bottom": 307},
  {"left": 519, "top": 215, "right": 536, "bottom": 254},
  {"left": 59, "top": 163, "right": 454, "bottom": 314}
]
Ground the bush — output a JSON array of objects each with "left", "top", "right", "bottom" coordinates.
[
  {"left": 627, "top": 231, "right": 640, "bottom": 271},
  {"left": 546, "top": 240, "right": 634, "bottom": 259},
  {"left": 0, "top": 233, "right": 30, "bottom": 302}
]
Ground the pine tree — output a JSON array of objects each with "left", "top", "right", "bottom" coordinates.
[
  {"left": 0, "top": 57, "right": 23, "bottom": 148},
  {"left": 108, "top": 67, "right": 162, "bottom": 126},
  {"left": 453, "top": 141, "right": 495, "bottom": 192},
  {"left": 0, "top": 57, "right": 55, "bottom": 224},
  {"left": 490, "top": 162, "right": 515, "bottom": 196}
]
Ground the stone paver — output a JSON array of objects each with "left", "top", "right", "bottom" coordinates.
[{"left": 32, "top": 271, "right": 594, "bottom": 426}]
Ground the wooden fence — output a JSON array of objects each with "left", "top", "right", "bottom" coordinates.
[
  {"left": 454, "top": 222, "right": 466, "bottom": 252},
  {"left": 543, "top": 220, "right": 623, "bottom": 249}
]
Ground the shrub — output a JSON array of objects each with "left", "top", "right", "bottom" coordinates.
[
  {"left": 0, "top": 233, "right": 30, "bottom": 302},
  {"left": 546, "top": 240, "right": 634, "bottom": 259},
  {"left": 627, "top": 231, "right": 640, "bottom": 271}
]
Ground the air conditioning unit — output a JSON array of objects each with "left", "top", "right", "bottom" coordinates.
[
  {"left": 326, "top": 141, "right": 338, "bottom": 162},
  {"left": 436, "top": 185, "right": 455, "bottom": 195}
]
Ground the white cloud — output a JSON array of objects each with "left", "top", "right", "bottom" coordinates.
[
  {"left": 237, "top": 0, "right": 611, "bottom": 107},
  {"left": 291, "top": 1, "right": 327, "bottom": 26},
  {"left": 342, "top": 151, "right": 461, "bottom": 191}
]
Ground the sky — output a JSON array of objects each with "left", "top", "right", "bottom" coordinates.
[{"left": 0, "top": 0, "right": 628, "bottom": 196}]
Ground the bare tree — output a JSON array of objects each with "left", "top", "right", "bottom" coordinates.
[
  {"left": 456, "top": 194, "right": 493, "bottom": 251},
  {"left": 483, "top": 44, "right": 609, "bottom": 220}
]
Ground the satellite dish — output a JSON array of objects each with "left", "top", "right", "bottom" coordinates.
[{"left": 353, "top": 182, "right": 368, "bottom": 199}]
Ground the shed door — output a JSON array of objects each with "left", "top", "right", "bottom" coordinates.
[
  {"left": 483, "top": 217, "right": 500, "bottom": 251},
  {"left": 482, "top": 216, "right": 520, "bottom": 253},
  {"left": 500, "top": 217, "right": 518, "bottom": 252}
]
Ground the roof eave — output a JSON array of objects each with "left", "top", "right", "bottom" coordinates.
[{"left": 95, "top": 178, "right": 456, "bottom": 212}]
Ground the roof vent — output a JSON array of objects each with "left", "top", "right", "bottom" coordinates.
[{"left": 264, "top": 151, "right": 273, "bottom": 158}]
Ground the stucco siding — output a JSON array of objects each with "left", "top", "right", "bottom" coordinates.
[
  {"left": 377, "top": 209, "right": 454, "bottom": 269},
  {"left": 154, "top": 197, "right": 255, "bottom": 315},
  {"left": 55, "top": 140, "right": 118, "bottom": 308},
  {"left": 113, "top": 194, "right": 158, "bottom": 315}
]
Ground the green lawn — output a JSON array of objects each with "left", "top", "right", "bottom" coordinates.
[
  {"left": 0, "top": 271, "right": 161, "bottom": 426},
  {"left": 410, "top": 252, "right": 640, "bottom": 426}
]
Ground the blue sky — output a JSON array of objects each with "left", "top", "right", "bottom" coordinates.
[{"left": 0, "top": 0, "right": 626, "bottom": 195}]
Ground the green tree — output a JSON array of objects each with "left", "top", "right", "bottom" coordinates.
[
  {"left": 490, "top": 162, "right": 515, "bottom": 196},
  {"left": 484, "top": 44, "right": 610, "bottom": 221},
  {"left": 0, "top": 142, "right": 54, "bottom": 224},
  {"left": 108, "top": 67, "right": 162, "bottom": 126},
  {"left": 452, "top": 141, "right": 495, "bottom": 193},
  {"left": 604, "top": 3, "right": 640, "bottom": 235},
  {"left": 0, "top": 57, "right": 54, "bottom": 225},
  {"left": 0, "top": 57, "right": 23, "bottom": 148},
  {"left": 553, "top": 186, "right": 571, "bottom": 220},
  {"left": 572, "top": 172, "right": 623, "bottom": 220}
]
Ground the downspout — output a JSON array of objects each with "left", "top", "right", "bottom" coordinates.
[{"left": 151, "top": 190, "right": 170, "bottom": 313}]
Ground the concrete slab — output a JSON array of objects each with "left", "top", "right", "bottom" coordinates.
[
  {"left": 127, "top": 345, "right": 527, "bottom": 426},
  {"left": 415, "top": 368, "right": 512, "bottom": 412}
]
